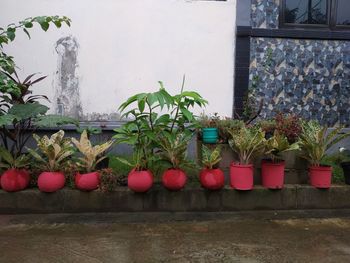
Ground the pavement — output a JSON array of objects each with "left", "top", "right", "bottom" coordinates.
[{"left": 0, "top": 212, "right": 350, "bottom": 263}]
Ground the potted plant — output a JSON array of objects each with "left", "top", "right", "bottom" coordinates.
[
  {"left": 71, "top": 130, "right": 113, "bottom": 191},
  {"left": 114, "top": 77, "right": 207, "bottom": 192},
  {"left": 158, "top": 132, "right": 194, "bottom": 191},
  {"left": 228, "top": 125, "right": 265, "bottom": 190},
  {"left": 28, "top": 130, "right": 74, "bottom": 192},
  {"left": 200, "top": 145, "right": 224, "bottom": 190},
  {"left": 0, "top": 147, "right": 31, "bottom": 192},
  {"left": 262, "top": 131, "right": 299, "bottom": 189},
  {"left": 299, "top": 121, "right": 350, "bottom": 188},
  {"left": 198, "top": 113, "right": 220, "bottom": 144}
]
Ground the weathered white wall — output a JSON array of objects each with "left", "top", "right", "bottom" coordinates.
[{"left": 1, "top": 0, "right": 236, "bottom": 120}]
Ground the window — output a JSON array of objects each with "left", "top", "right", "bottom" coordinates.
[{"left": 280, "top": 0, "right": 350, "bottom": 29}]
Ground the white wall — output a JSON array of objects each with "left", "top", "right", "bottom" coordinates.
[{"left": 1, "top": 0, "right": 236, "bottom": 120}]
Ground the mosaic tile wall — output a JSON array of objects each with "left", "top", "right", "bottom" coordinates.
[
  {"left": 251, "top": 0, "right": 279, "bottom": 29},
  {"left": 249, "top": 37, "right": 350, "bottom": 126}
]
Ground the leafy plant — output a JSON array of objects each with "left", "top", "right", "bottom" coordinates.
[
  {"left": 99, "top": 168, "right": 119, "bottom": 192},
  {"left": 264, "top": 131, "right": 299, "bottom": 163},
  {"left": 72, "top": 130, "right": 113, "bottom": 173},
  {"left": 157, "top": 132, "right": 195, "bottom": 170},
  {"left": 201, "top": 145, "right": 222, "bottom": 169},
  {"left": 28, "top": 130, "right": 74, "bottom": 171},
  {"left": 0, "top": 16, "right": 76, "bottom": 158},
  {"left": 217, "top": 118, "right": 244, "bottom": 144},
  {"left": 298, "top": 121, "right": 350, "bottom": 167},
  {"left": 275, "top": 113, "right": 302, "bottom": 143},
  {"left": 76, "top": 126, "right": 102, "bottom": 139},
  {"left": 197, "top": 113, "right": 220, "bottom": 128},
  {"left": 228, "top": 125, "right": 266, "bottom": 165},
  {"left": 0, "top": 146, "right": 30, "bottom": 169},
  {"left": 114, "top": 77, "right": 207, "bottom": 171}
]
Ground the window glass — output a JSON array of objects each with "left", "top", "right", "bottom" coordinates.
[
  {"left": 284, "top": 0, "right": 327, "bottom": 24},
  {"left": 336, "top": 0, "right": 350, "bottom": 25}
]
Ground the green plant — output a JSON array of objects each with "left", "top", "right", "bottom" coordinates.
[
  {"left": 0, "top": 146, "right": 30, "bottom": 169},
  {"left": 157, "top": 131, "right": 195, "bottom": 170},
  {"left": 197, "top": 113, "right": 220, "bottom": 128},
  {"left": 264, "top": 131, "right": 299, "bottom": 163},
  {"left": 228, "top": 125, "right": 266, "bottom": 165},
  {"left": 76, "top": 126, "right": 102, "bottom": 139},
  {"left": 217, "top": 118, "right": 244, "bottom": 143},
  {"left": 321, "top": 154, "right": 345, "bottom": 184},
  {"left": 72, "top": 130, "right": 113, "bottom": 173},
  {"left": 114, "top": 77, "right": 207, "bottom": 171},
  {"left": 0, "top": 16, "right": 76, "bottom": 157},
  {"left": 201, "top": 145, "right": 222, "bottom": 169},
  {"left": 298, "top": 121, "right": 350, "bottom": 167},
  {"left": 28, "top": 130, "right": 74, "bottom": 172}
]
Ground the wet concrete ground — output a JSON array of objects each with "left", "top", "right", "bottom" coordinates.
[{"left": 1, "top": 212, "right": 350, "bottom": 263}]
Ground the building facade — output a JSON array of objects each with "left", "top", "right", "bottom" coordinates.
[{"left": 234, "top": 0, "right": 350, "bottom": 126}]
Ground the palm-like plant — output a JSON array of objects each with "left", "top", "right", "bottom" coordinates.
[
  {"left": 72, "top": 130, "right": 113, "bottom": 173},
  {"left": 28, "top": 130, "right": 74, "bottom": 171},
  {"left": 157, "top": 131, "right": 194, "bottom": 170},
  {"left": 299, "top": 121, "right": 350, "bottom": 167},
  {"left": 265, "top": 131, "right": 299, "bottom": 163},
  {"left": 228, "top": 126, "right": 266, "bottom": 165},
  {"left": 201, "top": 145, "right": 222, "bottom": 169}
]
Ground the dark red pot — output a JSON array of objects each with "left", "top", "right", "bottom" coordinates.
[
  {"left": 200, "top": 168, "right": 225, "bottom": 190},
  {"left": 261, "top": 160, "right": 285, "bottom": 189},
  {"left": 230, "top": 163, "right": 253, "bottom": 190},
  {"left": 309, "top": 166, "right": 332, "bottom": 188},
  {"left": 0, "top": 168, "right": 30, "bottom": 192},
  {"left": 75, "top": 172, "right": 100, "bottom": 191},
  {"left": 38, "top": 172, "right": 65, "bottom": 193},
  {"left": 128, "top": 169, "right": 153, "bottom": 193},
  {"left": 162, "top": 168, "right": 187, "bottom": 191}
]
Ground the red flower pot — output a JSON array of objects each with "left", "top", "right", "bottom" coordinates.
[
  {"left": 261, "top": 160, "right": 285, "bottom": 189},
  {"left": 38, "top": 172, "right": 65, "bottom": 193},
  {"left": 128, "top": 169, "right": 153, "bottom": 193},
  {"left": 200, "top": 168, "right": 225, "bottom": 190},
  {"left": 230, "top": 163, "right": 253, "bottom": 190},
  {"left": 309, "top": 166, "right": 332, "bottom": 188},
  {"left": 0, "top": 168, "right": 30, "bottom": 192},
  {"left": 162, "top": 169, "right": 187, "bottom": 191},
  {"left": 75, "top": 172, "right": 100, "bottom": 191}
]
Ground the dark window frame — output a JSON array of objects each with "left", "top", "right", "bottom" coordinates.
[{"left": 279, "top": 0, "right": 350, "bottom": 30}]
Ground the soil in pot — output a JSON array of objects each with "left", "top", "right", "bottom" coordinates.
[
  {"left": 38, "top": 172, "right": 66, "bottom": 192},
  {"left": 200, "top": 168, "right": 225, "bottom": 190},
  {"left": 309, "top": 166, "right": 332, "bottom": 188},
  {"left": 341, "top": 162, "right": 350, "bottom": 185},
  {"left": 261, "top": 160, "right": 285, "bottom": 189},
  {"left": 230, "top": 163, "right": 253, "bottom": 190},
  {"left": 75, "top": 171, "right": 100, "bottom": 191},
  {"left": 0, "top": 168, "right": 30, "bottom": 192},
  {"left": 128, "top": 169, "right": 153, "bottom": 193},
  {"left": 162, "top": 169, "right": 187, "bottom": 191}
]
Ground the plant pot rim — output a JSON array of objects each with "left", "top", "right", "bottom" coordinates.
[
  {"left": 309, "top": 165, "right": 332, "bottom": 170},
  {"left": 230, "top": 162, "right": 253, "bottom": 168},
  {"left": 202, "top": 127, "right": 218, "bottom": 130},
  {"left": 262, "top": 159, "right": 285, "bottom": 165},
  {"left": 76, "top": 171, "right": 100, "bottom": 175}
]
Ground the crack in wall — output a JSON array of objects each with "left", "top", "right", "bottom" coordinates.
[{"left": 53, "top": 35, "right": 83, "bottom": 119}]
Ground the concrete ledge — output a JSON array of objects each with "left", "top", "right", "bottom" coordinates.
[{"left": 1, "top": 185, "right": 350, "bottom": 214}]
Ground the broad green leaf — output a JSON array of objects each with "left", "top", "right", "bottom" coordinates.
[
  {"left": 33, "top": 115, "right": 78, "bottom": 127},
  {"left": 8, "top": 103, "right": 48, "bottom": 120}
]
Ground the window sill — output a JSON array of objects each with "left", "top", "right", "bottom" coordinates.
[{"left": 237, "top": 26, "right": 350, "bottom": 41}]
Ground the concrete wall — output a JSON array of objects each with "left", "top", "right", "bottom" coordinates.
[{"left": 1, "top": 0, "right": 236, "bottom": 121}]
